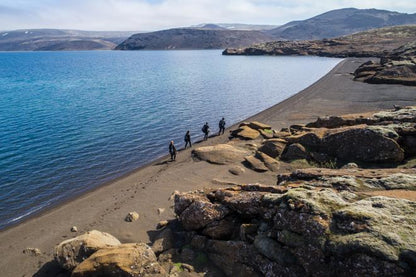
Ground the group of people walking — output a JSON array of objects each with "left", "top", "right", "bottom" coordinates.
[{"left": 168, "top": 117, "right": 226, "bottom": 161}]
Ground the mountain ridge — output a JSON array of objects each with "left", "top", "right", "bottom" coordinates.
[
  {"left": 0, "top": 29, "right": 138, "bottom": 51},
  {"left": 267, "top": 8, "right": 416, "bottom": 40},
  {"left": 115, "top": 28, "right": 274, "bottom": 50}
]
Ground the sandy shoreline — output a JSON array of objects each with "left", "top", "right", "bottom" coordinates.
[{"left": 1, "top": 57, "right": 416, "bottom": 276}]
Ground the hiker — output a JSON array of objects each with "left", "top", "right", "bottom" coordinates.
[
  {"left": 218, "top": 117, "right": 225, "bottom": 135},
  {"left": 202, "top": 122, "right": 210, "bottom": 141},
  {"left": 169, "top": 140, "right": 177, "bottom": 161},
  {"left": 184, "top": 130, "right": 192, "bottom": 148}
]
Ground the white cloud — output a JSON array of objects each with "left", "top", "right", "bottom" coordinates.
[{"left": 0, "top": 0, "right": 415, "bottom": 31}]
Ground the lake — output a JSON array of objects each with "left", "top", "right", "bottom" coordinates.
[{"left": 0, "top": 50, "right": 341, "bottom": 229}]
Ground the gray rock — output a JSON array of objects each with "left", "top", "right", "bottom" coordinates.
[{"left": 54, "top": 230, "right": 121, "bottom": 270}]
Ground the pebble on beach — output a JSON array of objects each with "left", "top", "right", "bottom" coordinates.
[
  {"left": 125, "top": 212, "right": 140, "bottom": 222},
  {"left": 157, "top": 220, "right": 169, "bottom": 229},
  {"left": 23, "top": 247, "right": 41, "bottom": 256},
  {"left": 157, "top": 208, "right": 165, "bottom": 215},
  {"left": 71, "top": 226, "right": 78, "bottom": 232}
]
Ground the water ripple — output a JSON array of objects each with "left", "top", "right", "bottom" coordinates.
[{"left": 0, "top": 50, "right": 341, "bottom": 229}]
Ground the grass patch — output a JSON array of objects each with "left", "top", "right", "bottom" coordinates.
[
  {"left": 309, "top": 160, "right": 338, "bottom": 169},
  {"left": 262, "top": 129, "right": 274, "bottom": 134},
  {"left": 289, "top": 159, "right": 312, "bottom": 169},
  {"left": 398, "top": 157, "right": 416, "bottom": 169},
  {"left": 173, "top": 263, "right": 184, "bottom": 272}
]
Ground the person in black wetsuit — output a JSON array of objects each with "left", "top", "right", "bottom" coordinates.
[
  {"left": 202, "top": 122, "right": 210, "bottom": 141},
  {"left": 218, "top": 117, "right": 225, "bottom": 135},
  {"left": 184, "top": 130, "right": 192, "bottom": 149},
  {"left": 169, "top": 140, "right": 177, "bottom": 161}
]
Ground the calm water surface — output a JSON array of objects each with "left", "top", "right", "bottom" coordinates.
[{"left": 0, "top": 50, "right": 341, "bottom": 229}]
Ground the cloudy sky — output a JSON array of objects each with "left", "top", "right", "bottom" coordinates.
[{"left": 1, "top": 0, "right": 415, "bottom": 31}]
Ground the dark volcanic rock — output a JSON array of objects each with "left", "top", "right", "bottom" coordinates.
[
  {"left": 321, "top": 126, "right": 404, "bottom": 163},
  {"left": 223, "top": 25, "right": 416, "bottom": 59},
  {"left": 258, "top": 139, "right": 286, "bottom": 158},
  {"left": 174, "top": 175, "right": 416, "bottom": 276},
  {"left": 354, "top": 41, "right": 416, "bottom": 86},
  {"left": 281, "top": 143, "right": 309, "bottom": 161}
]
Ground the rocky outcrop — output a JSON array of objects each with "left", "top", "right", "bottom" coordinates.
[
  {"left": 354, "top": 41, "right": 416, "bottom": 86},
  {"left": 174, "top": 174, "right": 416, "bottom": 276},
  {"left": 258, "top": 139, "right": 286, "bottom": 158},
  {"left": 244, "top": 155, "right": 269, "bottom": 172},
  {"left": 54, "top": 230, "right": 121, "bottom": 271},
  {"left": 281, "top": 143, "right": 309, "bottom": 161},
  {"left": 192, "top": 144, "right": 248, "bottom": 164},
  {"left": 224, "top": 25, "right": 416, "bottom": 58},
  {"left": 230, "top": 125, "right": 261, "bottom": 140},
  {"left": 224, "top": 25, "right": 416, "bottom": 86},
  {"left": 273, "top": 106, "right": 416, "bottom": 164},
  {"left": 321, "top": 126, "right": 404, "bottom": 163},
  {"left": 256, "top": 151, "right": 280, "bottom": 172},
  {"left": 277, "top": 168, "right": 416, "bottom": 191},
  {"left": 306, "top": 107, "right": 416, "bottom": 128},
  {"left": 230, "top": 121, "right": 275, "bottom": 140},
  {"left": 72, "top": 243, "right": 165, "bottom": 276}
]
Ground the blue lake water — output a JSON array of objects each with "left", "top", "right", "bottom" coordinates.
[{"left": 0, "top": 50, "right": 341, "bottom": 229}]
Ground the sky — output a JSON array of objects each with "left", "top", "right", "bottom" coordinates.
[{"left": 1, "top": 0, "right": 415, "bottom": 31}]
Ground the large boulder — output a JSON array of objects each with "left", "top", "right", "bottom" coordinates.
[
  {"left": 258, "top": 139, "right": 286, "bottom": 158},
  {"left": 192, "top": 144, "right": 248, "bottom": 164},
  {"left": 321, "top": 126, "right": 404, "bottom": 163},
  {"left": 244, "top": 155, "right": 268, "bottom": 172},
  {"left": 175, "top": 195, "right": 229, "bottom": 230},
  {"left": 259, "top": 129, "right": 274, "bottom": 139},
  {"left": 256, "top": 151, "right": 280, "bottom": 172},
  {"left": 280, "top": 143, "right": 308, "bottom": 161},
  {"left": 399, "top": 135, "right": 416, "bottom": 156},
  {"left": 54, "top": 230, "right": 121, "bottom": 271},
  {"left": 231, "top": 126, "right": 260, "bottom": 140},
  {"left": 248, "top": 121, "right": 272, "bottom": 131},
  {"left": 285, "top": 130, "right": 325, "bottom": 151},
  {"left": 72, "top": 243, "right": 165, "bottom": 277}
]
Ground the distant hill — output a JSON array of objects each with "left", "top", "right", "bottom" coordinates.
[
  {"left": 224, "top": 25, "right": 416, "bottom": 58},
  {"left": 115, "top": 28, "right": 274, "bottom": 50},
  {"left": 192, "top": 23, "right": 279, "bottom": 31},
  {"left": 267, "top": 8, "right": 416, "bottom": 40},
  {"left": 0, "top": 29, "right": 137, "bottom": 51}
]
